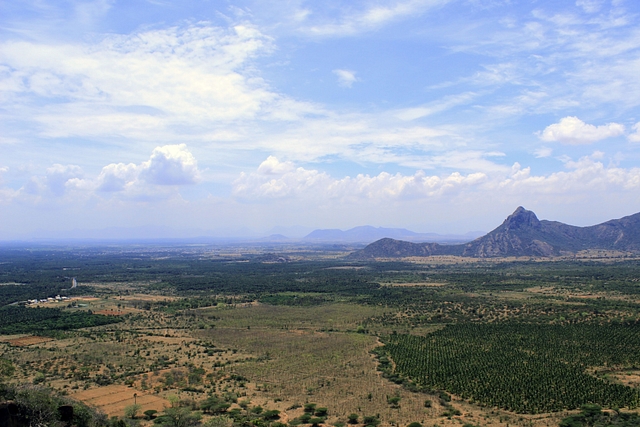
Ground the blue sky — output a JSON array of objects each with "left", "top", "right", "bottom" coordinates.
[{"left": 2, "top": 0, "right": 640, "bottom": 239}]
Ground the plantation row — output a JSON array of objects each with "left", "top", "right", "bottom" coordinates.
[{"left": 381, "top": 323, "right": 640, "bottom": 414}]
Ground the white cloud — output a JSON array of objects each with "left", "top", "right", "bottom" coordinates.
[
  {"left": 139, "top": 144, "right": 200, "bottom": 186},
  {"left": 539, "top": 116, "right": 625, "bottom": 145},
  {"left": 395, "top": 92, "right": 479, "bottom": 121},
  {"left": 327, "top": 170, "right": 487, "bottom": 200},
  {"left": 96, "top": 162, "right": 139, "bottom": 192},
  {"left": 26, "top": 164, "right": 84, "bottom": 197},
  {"left": 75, "top": 0, "right": 114, "bottom": 26},
  {"left": 576, "top": 0, "right": 603, "bottom": 14},
  {"left": 0, "top": 167, "right": 16, "bottom": 204},
  {"left": 256, "top": 156, "right": 296, "bottom": 175},
  {"left": 233, "top": 157, "right": 330, "bottom": 199},
  {"left": 233, "top": 155, "right": 488, "bottom": 201},
  {"left": 534, "top": 147, "right": 553, "bottom": 158},
  {"left": 233, "top": 153, "right": 640, "bottom": 206},
  {"left": 253, "top": 117, "right": 467, "bottom": 168},
  {"left": 0, "top": 23, "right": 283, "bottom": 140},
  {"left": 494, "top": 153, "right": 640, "bottom": 195},
  {"left": 303, "top": 0, "right": 450, "bottom": 37},
  {"left": 333, "top": 69, "right": 358, "bottom": 88},
  {"left": 16, "top": 144, "right": 201, "bottom": 203},
  {"left": 439, "top": 4, "right": 640, "bottom": 119},
  {"left": 629, "top": 123, "right": 640, "bottom": 143}
]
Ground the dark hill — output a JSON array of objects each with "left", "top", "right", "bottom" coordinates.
[{"left": 349, "top": 207, "right": 640, "bottom": 259}]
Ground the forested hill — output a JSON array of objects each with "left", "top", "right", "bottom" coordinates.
[{"left": 349, "top": 207, "right": 640, "bottom": 259}]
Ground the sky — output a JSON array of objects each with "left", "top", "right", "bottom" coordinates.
[{"left": 2, "top": 0, "right": 640, "bottom": 239}]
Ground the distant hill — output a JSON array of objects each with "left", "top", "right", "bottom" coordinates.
[
  {"left": 349, "top": 207, "right": 640, "bottom": 259},
  {"left": 303, "top": 225, "right": 480, "bottom": 244}
]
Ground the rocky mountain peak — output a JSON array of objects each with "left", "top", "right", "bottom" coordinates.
[{"left": 501, "top": 206, "right": 541, "bottom": 231}]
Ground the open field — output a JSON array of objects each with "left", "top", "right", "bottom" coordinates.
[
  {"left": 2, "top": 336, "right": 53, "bottom": 347},
  {"left": 70, "top": 385, "right": 170, "bottom": 417}
]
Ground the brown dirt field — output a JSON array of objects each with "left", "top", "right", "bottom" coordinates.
[
  {"left": 0, "top": 334, "right": 27, "bottom": 342},
  {"left": 123, "top": 294, "right": 178, "bottom": 302},
  {"left": 612, "top": 371, "right": 640, "bottom": 387},
  {"left": 71, "top": 385, "right": 170, "bottom": 417},
  {"left": 5, "top": 336, "right": 53, "bottom": 347}
]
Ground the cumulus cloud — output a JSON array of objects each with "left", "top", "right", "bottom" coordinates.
[
  {"left": 139, "top": 144, "right": 200, "bottom": 186},
  {"left": 257, "top": 156, "right": 296, "bottom": 175},
  {"left": 22, "top": 164, "right": 84, "bottom": 198},
  {"left": 17, "top": 144, "right": 201, "bottom": 203},
  {"left": 333, "top": 69, "right": 358, "bottom": 88},
  {"left": 233, "top": 157, "right": 330, "bottom": 199},
  {"left": 233, "top": 154, "right": 640, "bottom": 206},
  {"left": 538, "top": 116, "right": 625, "bottom": 145},
  {"left": 94, "top": 144, "right": 200, "bottom": 199},
  {"left": 233, "top": 156, "right": 488, "bottom": 201},
  {"left": 96, "top": 163, "right": 138, "bottom": 192},
  {"left": 492, "top": 153, "right": 640, "bottom": 195}
]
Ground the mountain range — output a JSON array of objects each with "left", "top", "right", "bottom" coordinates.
[
  {"left": 302, "top": 226, "right": 482, "bottom": 243},
  {"left": 349, "top": 207, "right": 640, "bottom": 259}
]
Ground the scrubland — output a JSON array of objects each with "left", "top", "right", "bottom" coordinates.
[{"left": 2, "top": 247, "right": 640, "bottom": 427}]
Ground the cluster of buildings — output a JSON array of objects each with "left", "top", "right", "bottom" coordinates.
[{"left": 27, "top": 295, "right": 70, "bottom": 305}]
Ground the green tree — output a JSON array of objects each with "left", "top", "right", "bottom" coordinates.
[
  {"left": 363, "top": 416, "right": 380, "bottom": 427},
  {"left": 32, "top": 372, "right": 46, "bottom": 384},
  {"left": 263, "top": 409, "right": 281, "bottom": 420},
  {"left": 0, "top": 358, "right": 14, "bottom": 380},
  {"left": 299, "top": 414, "right": 312, "bottom": 423},
  {"left": 387, "top": 396, "right": 401, "bottom": 408},
  {"left": 124, "top": 404, "right": 142, "bottom": 419},
  {"left": 315, "top": 408, "right": 328, "bottom": 417},
  {"left": 204, "top": 415, "right": 233, "bottom": 427},
  {"left": 157, "top": 407, "right": 202, "bottom": 427},
  {"left": 144, "top": 409, "right": 158, "bottom": 420}
]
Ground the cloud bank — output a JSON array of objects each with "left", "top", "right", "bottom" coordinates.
[{"left": 14, "top": 144, "right": 200, "bottom": 203}]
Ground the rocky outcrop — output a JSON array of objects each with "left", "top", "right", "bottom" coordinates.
[{"left": 349, "top": 207, "right": 640, "bottom": 259}]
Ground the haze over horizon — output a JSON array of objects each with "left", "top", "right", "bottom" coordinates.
[{"left": 2, "top": 0, "right": 640, "bottom": 240}]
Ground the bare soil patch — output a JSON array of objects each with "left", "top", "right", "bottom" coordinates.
[
  {"left": 611, "top": 371, "right": 640, "bottom": 387},
  {"left": 5, "top": 336, "right": 53, "bottom": 347},
  {"left": 71, "top": 384, "right": 170, "bottom": 417}
]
